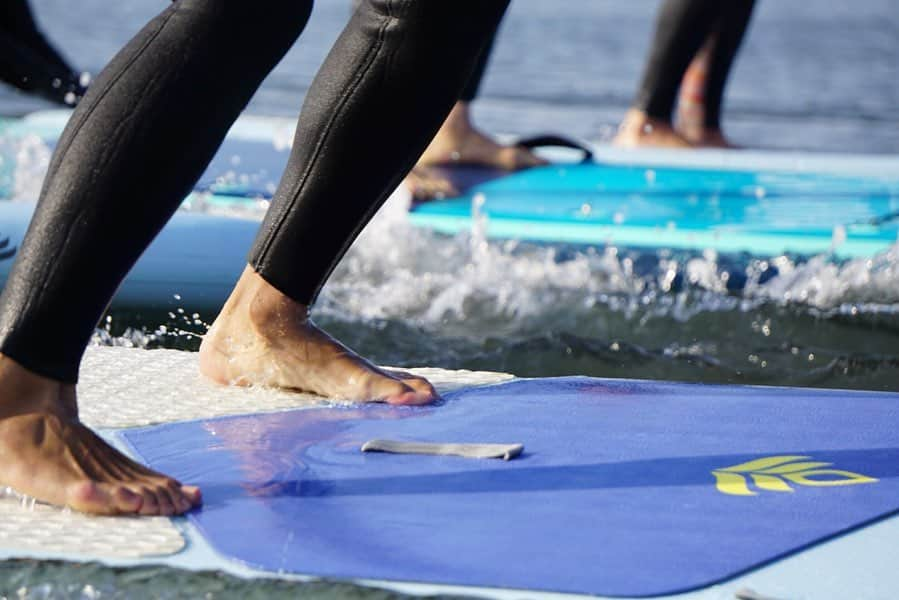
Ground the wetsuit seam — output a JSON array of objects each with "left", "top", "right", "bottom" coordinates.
[
  {"left": 31, "top": 12, "right": 177, "bottom": 301},
  {"left": 303, "top": 0, "right": 409, "bottom": 303},
  {"left": 3, "top": 8, "right": 178, "bottom": 364},
  {"left": 252, "top": 2, "right": 392, "bottom": 275},
  {"left": 42, "top": 9, "right": 177, "bottom": 188}
]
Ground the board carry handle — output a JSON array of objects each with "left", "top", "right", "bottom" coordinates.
[{"left": 515, "top": 134, "right": 594, "bottom": 163}]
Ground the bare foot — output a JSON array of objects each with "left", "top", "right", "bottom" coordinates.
[
  {"left": 677, "top": 125, "right": 737, "bottom": 149},
  {"left": 199, "top": 267, "right": 439, "bottom": 405},
  {"left": 0, "top": 354, "right": 201, "bottom": 515},
  {"left": 417, "top": 102, "right": 547, "bottom": 171},
  {"left": 675, "top": 96, "right": 738, "bottom": 148},
  {"left": 405, "top": 165, "right": 460, "bottom": 201},
  {"left": 613, "top": 109, "right": 692, "bottom": 148}
]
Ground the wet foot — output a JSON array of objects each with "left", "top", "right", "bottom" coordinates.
[
  {"left": 404, "top": 165, "right": 459, "bottom": 201},
  {"left": 199, "top": 267, "right": 439, "bottom": 405},
  {"left": 0, "top": 355, "right": 201, "bottom": 515},
  {"left": 418, "top": 102, "right": 547, "bottom": 171},
  {"left": 675, "top": 89, "right": 737, "bottom": 148},
  {"left": 407, "top": 102, "right": 546, "bottom": 201},
  {"left": 677, "top": 125, "right": 737, "bottom": 149},
  {"left": 613, "top": 110, "right": 692, "bottom": 148}
]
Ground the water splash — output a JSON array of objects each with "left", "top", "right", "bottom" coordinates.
[
  {"left": 1, "top": 486, "right": 37, "bottom": 511},
  {"left": 8, "top": 134, "right": 52, "bottom": 201}
]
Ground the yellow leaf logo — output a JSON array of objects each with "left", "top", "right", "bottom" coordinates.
[{"left": 712, "top": 455, "right": 877, "bottom": 496}]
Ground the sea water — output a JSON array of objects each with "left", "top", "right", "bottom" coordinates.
[{"left": 2, "top": 0, "right": 899, "bottom": 597}]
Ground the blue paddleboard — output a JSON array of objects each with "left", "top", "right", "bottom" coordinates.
[
  {"left": 4, "top": 110, "right": 899, "bottom": 260},
  {"left": 122, "top": 375, "right": 899, "bottom": 598},
  {"left": 4, "top": 110, "right": 899, "bottom": 311},
  {"left": 1, "top": 324, "right": 898, "bottom": 600},
  {"left": 409, "top": 160, "right": 899, "bottom": 258}
]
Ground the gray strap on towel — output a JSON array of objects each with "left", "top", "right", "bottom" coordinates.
[{"left": 361, "top": 439, "right": 524, "bottom": 461}]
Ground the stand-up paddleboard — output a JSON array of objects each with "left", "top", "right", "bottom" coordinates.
[
  {"left": 0, "top": 200, "right": 259, "bottom": 312},
  {"left": 3, "top": 109, "right": 899, "bottom": 311},
  {"left": 408, "top": 154, "right": 899, "bottom": 258},
  {"left": 1, "top": 345, "right": 899, "bottom": 599}
]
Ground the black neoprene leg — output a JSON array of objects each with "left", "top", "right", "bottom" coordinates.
[
  {"left": 0, "top": 0, "right": 506, "bottom": 383},
  {"left": 701, "top": 1, "right": 755, "bottom": 129},
  {"left": 633, "top": 0, "right": 721, "bottom": 122},
  {"left": 0, "top": 0, "right": 85, "bottom": 105},
  {"left": 349, "top": 0, "right": 505, "bottom": 103},
  {"left": 0, "top": 0, "right": 312, "bottom": 382},
  {"left": 459, "top": 26, "right": 500, "bottom": 103},
  {"left": 249, "top": 0, "right": 509, "bottom": 303}
]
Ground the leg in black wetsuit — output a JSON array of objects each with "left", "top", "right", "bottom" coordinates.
[
  {"left": 0, "top": 0, "right": 87, "bottom": 106},
  {"left": 676, "top": 1, "right": 756, "bottom": 146},
  {"left": 615, "top": 0, "right": 755, "bottom": 148},
  {"left": 0, "top": 0, "right": 508, "bottom": 516}
]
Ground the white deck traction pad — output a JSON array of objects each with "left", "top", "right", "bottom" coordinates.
[
  {"left": 2, "top": 346, "right": 513, "bottom": 561},
  {"left": 77, "top": 346, "right": 513, "bottom": 429},
  {"left": 0, "top": 497, "right": 185, "bottom": 559}
]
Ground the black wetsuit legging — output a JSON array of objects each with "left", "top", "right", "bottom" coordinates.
[
  {"left": 634, "top": 0, "right": 756, "bottom": 129},
  {"left": 0, "top": 0, "right": 86, "bottom": 105},
  {"left": 0, "top": 0, "right": 508, "bottom": 383},
  {"left": 458, "top": 27, "right": 498, "bottom": 103},
  {"left": 350, "top": 0, "right": 502, "bottom": 102}
]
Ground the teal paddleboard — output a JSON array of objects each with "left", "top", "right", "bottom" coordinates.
[{"left": 408, "top": 158, "right": 899, "bottom": 258}]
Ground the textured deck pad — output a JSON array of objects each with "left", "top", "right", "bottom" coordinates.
[{"left": 123, "top": 377, "right": 899, "bottom": 597}]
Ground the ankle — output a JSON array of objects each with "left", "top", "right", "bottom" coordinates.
[
  {"left": 440, "top": 102, "right": 474, "bottom": 135},
  {"left": 622, "top": 110, "right": 670, "bottom": 134},
  {"left": 222, "top": 268, "right": 310, "bottom": 337},
  {"left": 0, "top": 354, "right": 73, "bottom": 420}
]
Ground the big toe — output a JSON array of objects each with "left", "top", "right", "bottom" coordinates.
[
  {"left": 181, "top": 485, "right": 203, "bottom": 507},
  {"left": 399, "top": 376, "right": 439, "bottom": 401},
  {"left": 385, "top": 387, "right": 438, "bottom": 406}
]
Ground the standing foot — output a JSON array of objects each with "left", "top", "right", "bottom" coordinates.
[
  {"left": 676, "top": 122, "right": 738, "bottom": 149},
  {"left": 0, "top": 355, "right": 201, "bottom": 515},
  {"left": 613, "top": 109, "right": 692, "bottom": 148},
  {"left": 417, "top": 102, "right": 547, "bottom": 171},
  {"left": 199, "top": 267, "right": 439, "bottom": 405}
]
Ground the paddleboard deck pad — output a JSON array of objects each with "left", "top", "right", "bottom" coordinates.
[
  {"left": 1, "top": 347, "right": 899, "bottom": 599},
  {"left": 122, "top": 377, "right": 899, "bottom": 597}
]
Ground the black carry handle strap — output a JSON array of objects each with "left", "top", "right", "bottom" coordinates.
[{"left": 515, "top": 134, "right": 594, "bottom": 163}]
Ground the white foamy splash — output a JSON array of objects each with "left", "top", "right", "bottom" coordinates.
[
  {"left": 7, "top": 134, "right": 52, "bottom": 201},
  {"left": 319, "top": 189, "right": 899, "bottom": 329},
  {"left": 745, "top": 248, "right": 899, "bottom": 311}
]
